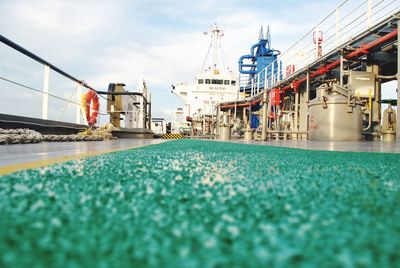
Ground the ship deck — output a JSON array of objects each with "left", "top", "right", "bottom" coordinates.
[
  {"left": 0, "top": 139, "right": 399, "bottom": 267},
  {"left": 0, "top": 139, "right": 166, "bottom": 175},
  {"left": 227, "top": 139, "right": 400, "bottom": 153},
  {"left": 1, "top": 139, "right": 399, "bottom": 175}
]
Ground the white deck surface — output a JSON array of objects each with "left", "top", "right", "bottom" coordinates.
[
  {"left": 226, "top": 140, "right": 400, "bottom": 153},
  {"left": 0, "top": 139, "right": 167, "bottom": 167},
  {"left": 1, "top": 139, "right": 399, "bottom": 169}
]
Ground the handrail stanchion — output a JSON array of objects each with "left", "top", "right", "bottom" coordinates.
[
  {"left": 272, "top": 61, "right": 276, "bottom": 85},
  {"left": 278, "top": 60, "right": 281, "bottom": 82},
  {"left": 397, "top": 18, "right": 400, "bottom": 142},
  {"left": 367, "top": 0, "right": 372, "bottom": 28},
  {"left": 76, "top": 83, "right": 82, "bottom": 124},
  {"left": 336, "top": 7, "right": 341, "bottom": 47},
  {"left": 42, "top": 65, "right": 50, "bottom": 120}
]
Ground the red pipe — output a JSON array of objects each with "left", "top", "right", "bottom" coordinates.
[
  {"left": 221, "top": 29, "right": 398, "bottom": 110},
  {"left": 294, "top": 29, "right": 398, "bottom": 90}
]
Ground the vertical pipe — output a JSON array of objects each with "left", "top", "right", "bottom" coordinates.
[
  {"left": 249, "top": 103, "right": 252, "bottom": 131},
  {"left": 251, "top": 78, "right": 254, "bottom": 97},
  {"left": 306, "top": 69, "right": 310, "bottom": 103},
  {"left": 216, "top": 106, "right": 220, "bottom": 139},
  {"left": 143, "top": 98, "right": 147, "bottom": 129},
  {"left": 397, "top": 20, "right": 400, "bottom": 142},
  {"left": 203, "top": 113, "right": 206, "bottom": 136},
  {"left": 294, "top": 91, "right": 299, "bottom": 132},
  {"left": 42, "top": 65, "right": 50, "bottom": 120},
  {"left": 339, "top": 50, "right": 344, "bottom": 86},
  {"left": 148, "top": 93, "right": 152, "bottom": 130},
  {"left": 257, "top": 73, "right": 260, "bottom": 94},
  {"left": 306, "top": 69, "right": 310, "bottom": 136},
  {"left": 243, "top": 106, "right": 247, "bottom": 126},
  {"left": 261, "top": 91, "right": 268, "bottom": 141},
  {"left": 76, "top": 83, "right": 82, "bottom": 124},
  {"left": 234, "top": 102, "right": 237, "bottom": 120},
  {"left": 367, "top": 64, "right": 381, "bottom": 140}
]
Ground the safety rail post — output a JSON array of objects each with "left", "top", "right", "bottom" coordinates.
[
  {"left": 397, "top": 18, "right": 400, "bottom": 142},
  {"left": 257, "top": 73, "right": 260, "bottom": 95},
  {"left": 336, "top": 7, "right": 341, "bottom": 47},
  {"left": 251, "top": 78, "right": 253, "bottom": 97},
  {"left": 42, "top": 65, "right": 50, "bottom": 120},
  {"left": 272, "top": 61, "right": 276, "bottom": 85},
  {"left": 339, "top": 50, "right": 344, "bottom": 86},
  {"left": 367, "top": 0, "right": 372, "bottom": 28},
  {"left": 277, "top": 60, "right": 281, "bottom": 83},
  {"left": 264, "top": 68, "right": 268, "bottom": 90},
  {"left": 76, "top": 83, "right": 82, "bottom": 124}
]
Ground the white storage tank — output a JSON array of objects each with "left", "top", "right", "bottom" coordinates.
[{"left": 308, "top": 85, "right": 362, "bottom": 141}]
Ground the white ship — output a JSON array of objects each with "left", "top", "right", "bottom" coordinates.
[{"left": 171, "top": 23, "right": 239, "bottom": 134}]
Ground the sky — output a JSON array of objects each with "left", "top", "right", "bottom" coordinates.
[{"left": 0, "top": 0, "right": 398, "bottom": 124}]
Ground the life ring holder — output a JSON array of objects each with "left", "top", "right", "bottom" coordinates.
[{"left": 85, "top": 90, "right": 99, "bottom": 126}]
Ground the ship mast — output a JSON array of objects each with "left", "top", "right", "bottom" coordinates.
[{"left": 201, "top": 23, "right": 226, "bottom": 72}]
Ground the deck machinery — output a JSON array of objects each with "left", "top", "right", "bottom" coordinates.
[{"left": 217, "top": 12, "right": 399, "bottom": 142}]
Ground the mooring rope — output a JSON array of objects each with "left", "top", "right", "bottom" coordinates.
[{"left": 0, "top": 125, "right": 115, "bottom": 145}]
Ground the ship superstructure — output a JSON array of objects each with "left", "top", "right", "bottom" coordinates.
[{"left": 171, "top": 23, "right": 239, "bottom": 134}]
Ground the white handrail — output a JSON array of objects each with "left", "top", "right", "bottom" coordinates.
[{"left": 239, "top": 0, "right": 399, "bottom": 93}]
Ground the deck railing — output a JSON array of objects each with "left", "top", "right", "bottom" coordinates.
[
  {"left": 0, "top": 34, "right": 150, "bottom": 127},
  {"left": 239, "top": 0, "right": 400, "bottom": 97}
]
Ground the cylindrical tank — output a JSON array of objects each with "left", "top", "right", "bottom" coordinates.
[
  {"left": 381, "top": 104, "right": 396, "bottom": 142},
  {"left": 244, "top": 129, "right": 253, "bottom": 141},
  {"left": 219, "top": 125, "right": 231, "bottom": 140},
  {"left": 308, "top": 92, "right": 362, "bottom": 141}
]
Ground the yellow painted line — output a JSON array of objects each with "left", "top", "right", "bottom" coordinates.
[{"left": 0, "top": 143, "right": 155, "bottom": 176}]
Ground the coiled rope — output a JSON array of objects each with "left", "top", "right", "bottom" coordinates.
[{"left": 0, "top": 124, "right": 115, "bottom": 145}]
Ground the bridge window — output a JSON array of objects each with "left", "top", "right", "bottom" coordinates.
[
  {"left": 205, "top": 79, "right": 211, "bottom": 84},
  {"left": 212, "top": 79, "right": 223, "bottom": 84},
  {"left": 198, "top": 79, "right": 204, "bottom": 84},
  {"left": 224, "top": 80, "right": 229, "bottom": 85},
  {"left": 231, "top": 80, "right": 236, "bottom": 86}
]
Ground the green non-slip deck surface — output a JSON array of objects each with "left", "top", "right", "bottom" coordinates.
[{"left": 0, "top": 140, "right": 399, "bottom": 267}]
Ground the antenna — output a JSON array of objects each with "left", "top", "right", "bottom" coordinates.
[{"left": 201, "top": 23, "right": 226, "bottom": 72}]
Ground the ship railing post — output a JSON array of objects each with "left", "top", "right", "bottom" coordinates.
[
  {"left": 306, "top": 68, "right": 310, "bottom": 138},
  {"left": 42, "top": 65, "right": 50, "bottom": 120},
  {"left": 397, "top": 18, "right": 400, "bottom": 142},
  {"left": 251, "top": 77, "right": 253, "bottom": 97},
  {"left": 339, "top": 50, "right": 344, "bottom": 86},
  {"left": 277, "top": 59, "right": 281, "bottom": 83},
  {"left": 335, "top": 7, "right": 341, "bottom": 47},
  {"left": 270, "top": 64, "right": 273, "bottom": 87},
  {"left": 272, "top": 61, "right": 276, "bottom": 85},
  {"left": 367, "top": 0, "right": 372, "bottom": 28},
  {"left": 76, "top": 82, "right": 82, "bottom": 124},
  {"left": 148, "top": 93, "right": 152, "bottom": 130},
  {"left": 264, "top": 68, "right": 268, "bottom": 90}
]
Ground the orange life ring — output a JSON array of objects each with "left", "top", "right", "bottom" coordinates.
[{"left": 85, "top": 90, "right": 99, "bottom": 126}]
